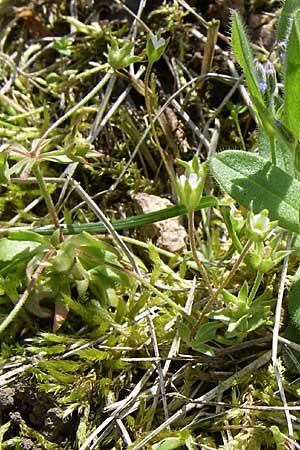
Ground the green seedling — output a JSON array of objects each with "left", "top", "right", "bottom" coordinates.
[
  {"left": 0, "top": 231, "right": 134, "bottom": 335},
  {"left": 53, "top": 37, "right": 73, "bottom": 57},
  {"left": 208, "top": 281, "right": 273, "bottom": 344}
]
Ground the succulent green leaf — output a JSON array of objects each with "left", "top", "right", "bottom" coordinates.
[
  {"left": 238, "top": 281, "right": 248, "bottom": 303},
  {"left": 283, "top": 10, "right": 300, "bottom": 141},
  {"left": 210, "top": 150, "right": 300, "bottom": 233},
  {"left": 177, "top": 321, "right": 191, "bottom": 344},
  {"left": 8, "top": 230, "right": 47, "bottom": 244},
  {"left": 191, "top": 342, "right": 216, "bottom": 356}
]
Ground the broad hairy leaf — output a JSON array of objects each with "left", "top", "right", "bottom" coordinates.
[
  {"left": 210, "top": 150, "right": 300, "bottom": 233},
  {"left": 283, "top": 10, "right": 300, "bottom": 141}
]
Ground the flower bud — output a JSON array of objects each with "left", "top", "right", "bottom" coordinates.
[
  {"left": 249, "top": 244, "right": 290, "bottom": 273},
  {"left": 265, "top": 60, "right": 278, "bottom": 96},
  {"left": 146, "top": 33, "right": 169, "bottom": 65},
  {"left": 107, "top": 39, "right": 141, "bottom": 70},
  {"left": 176, "top": 157, "right": 207, "bottom": 212},
  {"left": 255, "top": 60, "right": 267, "bottom": 93},
  {"left": 278, "top": 41, "right": 286, "bottom": 63}
]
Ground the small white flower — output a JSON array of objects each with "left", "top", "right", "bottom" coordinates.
[
  {"left": 179, "top": 174, "right": 186, "bottom": 187},
  {"left": 250, "top": 212, "right": 270, "bottom": 235},
  {"left": 150, "top": 34, "right": 166, "bottom": 49},
  {"left": 188, "top": 173, "right": 199, "bottom": 189},
  {"left": 247, "top": 209, "right": 277, "bottom": 242}
]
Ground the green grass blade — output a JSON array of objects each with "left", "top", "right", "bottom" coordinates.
[
  {"left": 283, "top": 10, "right": 300, "bottom": 141},
  {"left": 210, "top": 150, "right": 300, "bottom": 233},
  {"left": 7, "top": 196, "right": 219, "bottom": 236}
]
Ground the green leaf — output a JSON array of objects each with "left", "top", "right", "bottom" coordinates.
[
  {"left": 270, "top": 425, "right": 285, "bottom": 449},
  {"left": 238, "top": 281, "right": 248, "bottom": 303},
  {"left": 193, "top": 321, "right": 221, "bottom": 344},
  {"left": 210, "top": 150, "right": 300, "bottom": 233},
  {"left": 0, "top": 238, "right": 41, "bottom": 261},
  {"left": 287, "top": 277, "right": 300, "bottom": 323},
  {"left": 191, "top": 342, "right": 216, "bottom": 356},
  {"left": 258, "top": 126, "right": 294, "bottom": 173},
  {"left": 277, "top": 0, "right": 300, "bottom": 43},
  {"left": 28, "top": 196, "right": 220, "bottom": 235},
  {"left": 231, "top": 11, "right": 276, "bottom": 138},
  {"left": 153, "top": 437, "right": 186, "bottom": 450},
  {"left": 51, "top": 241, "right": 75, "bottom": 273},
  {"left": 0, "top": 151, "right": 8, "bottom": 184},
  {"left": 283, "top": 10, "right": 300, "bottom": 140},
  {"left": 177, "top": 321, "right": 192, "bottom": 344},
  {"left": 8, "top": 230, "right": 48, "bottom": 244},
  {"left": 231, "top": 10, "right": 264, "bottom": 108}
]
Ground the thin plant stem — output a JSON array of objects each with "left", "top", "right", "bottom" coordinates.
[
  {"left": 272, "top": 233, "right": 294, "bottom": 442},
  {"left": 217, "top": 239, "right": 252, "bottom": 294},
  {"left": 33, "top": 163, "right": 62, "bottom": 241},
  {"left": 234, "top": 113, "right": 246, "bottom": 151},
  {"left": 248, "top": 270, "right": 264, "bottom": 303},
  {"left": 32, "top": 68, "right": 113, "bottom": 157},
  {"left": 187, "top": 210, "right": 214, "bottom": 298},
  {"left": 197, "top": 239, "right": 252, "bottom": 324},
  {"left": 68, "top": 178, "right": 142, "bottom": 278},
  {"left": 270, "top": 134, "right": 277, "bottom": 166},
  {"left": 0, "top": 249, "right": 55, "bottom": 335},
  {"left": 146, "top": 311, "right": 169, "bottom": 430},
  {"left": 144, "top": 63, "right": 176, "bottom": 188}
]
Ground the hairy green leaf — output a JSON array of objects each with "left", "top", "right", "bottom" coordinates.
[
  {"left": 258, "top": 126, "right": 294, "bottom": 173},
  {"left": 277, "top": 0, "right": 300, "bottom": 43},
  {"left": 283, "top": 10, "right": 300, "bottom": 141},
  {"left": 210, "top": 150, "right": 300, "bottom": 233},
  {"left": 231, "top": 10, "right": 264, "bottom": 107}
]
